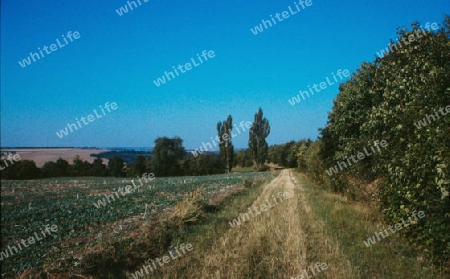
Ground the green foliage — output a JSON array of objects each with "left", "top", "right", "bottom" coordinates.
[
  {"left": 2, "top": 151, "right": 227, "bottom": 179},
  {"left": 314, "top": 17, "right": 450, "bottom": 264},
  {"left": 217, "top": 115, "right": 234, "bottom": 173},
  {"left": 268, "top": 140, "right": 310, "bottom": 168},
  {"left": 0, "top": 160, "right": 40, "bottom": 179},
  {"left": 72, "top": 155, "right": 93, "bottom": 176},
  {"left": 133, "top": 155, "right": 147, "bottom": 176},
  {"left": 256, "top": 164, "right": 271, "bottom": 172},
  {"left": 91, "top": 150, "right": 152, "bottom": 164},
  {"left": 304, "top": 141, "right": 325, "bottom": 184},
  {"left": 296, "top": 142, "right": 309, "bottom": 171},
  {"left": 91, "top": 157, "right": 107, "bottom": 176},
  {"left": 182, "top": 154, "right": 224, "bottom": 176},
  {"left": 233, "top": 149, "right": 253, "bottom": 168},
  {"left": 152, "top": 136, "right": 186, "bottom": 176},
  {"left": 0, "top": 172, "right": 272, "bottom": 276},
  {"left": 108, "top": 156, "right": 125, "bottom": 177},
  {"left": 249, "top": 108, "right": 270, "bottom": 169}
]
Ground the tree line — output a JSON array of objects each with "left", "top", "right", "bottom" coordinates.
[{"left": 1, "top": 108, "right": 271, "bottom": 179}]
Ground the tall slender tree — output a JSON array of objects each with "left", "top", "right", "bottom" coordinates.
[
  {"left": 217, "top": 114, "right": 234, "bottom": 173},
  {"left": 249, "top": 108, "right": 270, "bottom": 170}
]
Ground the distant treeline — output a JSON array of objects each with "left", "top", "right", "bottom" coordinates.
[
  {"left": 0, "top": 153, "right": 231, "bottom": 180},
  {"left": 91, "top": 150, "right": 219, "bottom": 164},
  {"left": 1, "top": 108, "right": 273, "bottom": 179},
  {"left": 0, "top": 150, "right": 255, "bottom": 180},
  {"left": 90, "top": 150, "right": 153, "bottom": 164}
]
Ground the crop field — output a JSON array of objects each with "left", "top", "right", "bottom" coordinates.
[{"left": 0, "top": 172, "right": 273, "bottom": 276}]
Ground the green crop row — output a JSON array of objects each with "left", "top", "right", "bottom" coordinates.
[{"left": 0, "top": 172, "right": 272, "bottom": 275}]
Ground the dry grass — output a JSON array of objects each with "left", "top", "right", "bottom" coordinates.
[
  {"left": 296, "top": 172, "right": 448, "bottom": 279},
  {"left": 169, "top": 187, "right": 205, "bottom": 227},
  {"left": 145, "top": 169, "right": 342, "bottom": 279},
  {"left": 134, "top": 170, "right": 448, "bottom": 279},
  {"left": 289, "top": 171, "right": 355, "bottom": 278}
]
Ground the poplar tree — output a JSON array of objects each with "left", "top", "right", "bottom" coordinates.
[
  {"left": 249, "top": 108, "right": 270, "bottom": 170},
  {"left": 217, "top": 115, "right": 234, "bottom": 173}
]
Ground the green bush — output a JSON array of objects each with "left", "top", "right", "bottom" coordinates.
[{"left": 314, "top": 17, "right": 450, "bottom": 264}]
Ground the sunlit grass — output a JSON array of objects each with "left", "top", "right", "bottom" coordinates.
[{"left": 295, "top": 172, "right": 447, "bottom": 279}]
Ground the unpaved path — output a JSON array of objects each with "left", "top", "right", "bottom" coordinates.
[{"left": 159, "top": 169, "right": 353, "bottom": 278}]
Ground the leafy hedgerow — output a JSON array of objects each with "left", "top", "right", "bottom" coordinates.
[{"left": 312, "top": 16, "right": 450, "bottom": 265}]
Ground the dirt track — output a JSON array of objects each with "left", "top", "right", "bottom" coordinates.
[{"left": 160, "top": 169, "right": 353, "bottom": 278}]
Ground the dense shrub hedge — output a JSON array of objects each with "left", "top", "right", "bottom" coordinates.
[{"left": 300, "top": 17, "right": 450, "bottom": 264}]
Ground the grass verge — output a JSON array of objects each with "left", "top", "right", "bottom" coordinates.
[
  {"left": 295, "top": 172, "right": 447, "bottom": 279},
  {"left": 128, "top": 172, "right": 275, "bottom": 278}
]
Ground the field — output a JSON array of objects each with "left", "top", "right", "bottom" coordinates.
[
  {"left": 0, "top": 148, "right": 109, "bottom": 168},
  {"left": 145, "top": 170, "right": 447, "bottom": 279},
  {"left": 0, "top": 172, "right": 273, "bottom": 277},
  {"left": 2, "top": 170, "right": 447, "bottom": 278}
]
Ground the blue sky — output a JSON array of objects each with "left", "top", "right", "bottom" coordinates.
[{"left": 1, "top": 0, "right": 449, "bottom": 149}]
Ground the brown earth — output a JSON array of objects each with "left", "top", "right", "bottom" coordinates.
[{"left": 0, "top": 148, "right": 109, "bottom": 167}]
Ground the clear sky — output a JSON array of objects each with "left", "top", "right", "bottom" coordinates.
[{"left": 1, "top": 0, "right": 449, "bottom": 149}]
